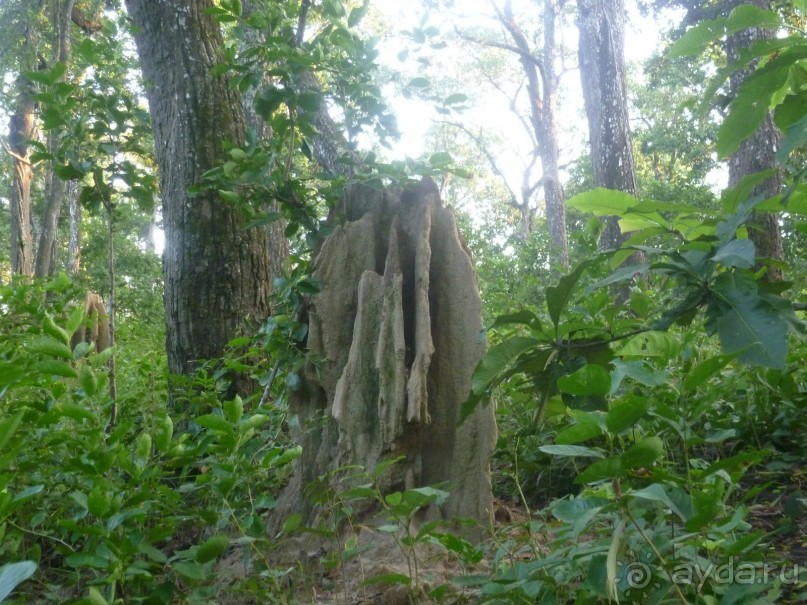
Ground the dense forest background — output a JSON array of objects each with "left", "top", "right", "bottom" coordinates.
[{"left": 1, "top": 0, "right": 807, "bottom": 603}]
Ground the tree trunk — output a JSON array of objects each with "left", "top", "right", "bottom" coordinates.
[
  {"left": 125, "top": 0, "right": 272, "bottom": 393},
  {"left": 272, "top": 179, "right": 496, "bottom": 535},
  {"left": 725, "top": 0, "right": 784, "bottom": 281},
  {"left": 241, "top": 0, "right": 289, "bottom": 285},
  {"left": 35, "top": 0, "right": 77, "bottom": 278},
  {"left": 67, "top": 179, "right": 81, "bottom": 276},
  {"left": 9, "top": 74, "right": 36, "bottom": 277},
  {"left": 577, "top": 0, "right": 638, "bottom": 250},
  {"left": 499, "top": 0, "right": 568, "bottom": 267}
]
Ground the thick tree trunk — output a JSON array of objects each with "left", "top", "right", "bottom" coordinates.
[
  {"left": 273, "top": 179, "right": 496, "bottom": 535},
  {"left": 125, "top": 0, "right": 272, "bottom": 393},
  {"left": 35, "top": 0, "right": 77, "bottom": 278},
  {"left": 725, "top": 0, "right": 784, "bottom": 281},
  {"left": 9, "top": 75, "right": 36, "bottom": 277},
  {"left": 577, "top": 0, "right": 638, "bottom": 250}
]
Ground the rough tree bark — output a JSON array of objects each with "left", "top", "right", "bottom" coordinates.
[
  {"left": 125, "top": 0, "right": 272, "bottom": 392},
  {"left": 272, "top": 179, "right": 496, "bottom": 534},
  {"left": 577, "top": 0, "right": 638, "bottom": 250},
  {"left": 725, "top": 0, "right": 784, "bottom": 281},
  {"left": 8, "top": 74, "right": 36, "bottom": 277},
  {"left": 35, "top": 0, "right": 77, "bottom": 278}
]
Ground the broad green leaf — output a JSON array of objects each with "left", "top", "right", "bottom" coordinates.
[
  {"left": 683, "top": 352, "right": 740, "bottom": 391},
  {"left": 621, "top": 436, "right": 664, "bottom": 469},
  {"left": 709, "top": 272, "right": 789, "bottom": 368},
  {"left": 28, "top": 336, "right": 73, "bottom": 359},
  {"left": 606, "top": 397, "right": 649, "bottom": 433},
  {"left": 282, "top": 512, "right": 302, "bottom": 533},
  {"left": 629, "top": 483, "right": 687, "bottom": 522},
  {"left": 726, "top": 5, "right": 781, "bottom": 33},
  {"left": 668, "top": 17, "right": 726, "bottom": 58},
  {"left": 618, "top": 211, "right": 667, "bottom": 232},
  {"left": 617, "top": 331, "right": 678, "bottom": 359},
  {"left": 552, "top": 497, "right": 611, "bottom": 523},
  {"left": 717, "top": 93, "right": 769, "bottom": 158},
  {"left": 489, "top": 309, "right": 542, "bottom": 330},
  {"left": 172, "top": 561, "right": 207, "bottom": 581},
  {"left": 555, "top": 421, "right": 603, "bottom": 445},
  {"left": 575, "top": 456, "right": 623, "bottom": 484},
  {"left": 538, "top": 444, "right": 605, "bottom": 458},
  {"left": 0, "top": 561, "right": 37, "bottom": 602},
  {"left": 777, "top": 113, "right": 807, "bottom": 162},
  {"left": 429, "top": 152, "right": 452, "bottom": 168},
  {"left": 58, "top": 403, "right": 95, "bottom": 421},
  {"left": 195, "top": 414, "right": 234, "bottom": 434},
  {"left": 557, "top": 364, "right": 611, "bottom": 397},
  {"left": 712, "top": 238, "right": 755, "bottom": 269},
  {"left": 470, "top": 337, "right": 540, "bottom": 393},
  {"left": 33, "top": 359, "right": 77, "bottom": 378},
  {"left": 195, "top": 534, "right": 229, "bottom": 563},
  {"left": 566, "top": 188, "right": 638, "bottom": 216}
]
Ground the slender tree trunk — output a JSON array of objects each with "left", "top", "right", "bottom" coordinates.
[
  {"left": 725, "top": 0, "right": 784, "bottom": 281},
  {"left": 35, "top": 0, "right": 77, "bottom": 278},
  {"left": 577, "top": 0, "right": 638, "bottom": 250},
  {"left": 9, "top": 74, "right": 36, "bottom": 277},
  {"left": 67, "top": 179, "right": 81, "bottom": 275},
  {"left": 125, "top": 0, "right": 272, "bottom": 394},
  {"left": 499, "top": 0, "right": 568, "bottom": 266}
]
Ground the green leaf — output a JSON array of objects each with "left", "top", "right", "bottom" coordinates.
[
  {"left": 87, "top": 586, "right": 109, "bottom": 605},
  {"left": 555, "top": 420, "right": 603, "bottom": 445},
  {"left": 33, "top": 359, "right": 78, "bottom": 378},
  {"left": 726, "top": 5, "right": 781, "bottom": 32},
  {"left": 621, "top": 436, "right": 664, "bottom": 469},
  {"left": 43, "top": 314, "right": 70, "bottom": 345},
  {"left": 218, "top": 190, "right": 241, "bottom": 204},
  {"left": 709, "top": 272, "right": 789, "bottom": 369},
  {"left": 668, "top": 17, "right": 726, "bottom": 58},
  {"left": 362, "top": 573, "right": 411, "bottom": 586},
  {"left": 0, "top": 561, "right": 37, "bottom": 602},
  {"left": 716, "top": 93, "right": 769, "bottom": 158},
  {"left": 575, "top": 456, "right": 623, "bottom": 484},
  {"left": 617, "top": 331, "right": 679, "bottom": 359},
  {"left": 712, "top": 238, "right": 755, "bottom": 269},
  {"left": 79, "top": 365, "right": 98, "bottom": 396},
  {"left": 282, "top": 512, "right": 302, "bottom": 533},
  {"left": 0, "top": 411, "right": 25, "bottom": 454},
  {"left": 28, "top": 336, "right": 73, "bottom": 359},
  {"left": 443, "top": 93, "right": 468, "bottom": 105},
  {"left": 195, "top": 534, "right": 229, "bottom": 563},
  {"left": 606, "top": 397, "right": 649, "bottom": 433},
  {"left": 777, "top": 113, "right": 807, "bottom": 162},
  {"left": 195, "top": 414, "right": 234, "bottom": 434},
  {"left": 470, "top": 337, "right": 539, "bottom": 393},
  {"left": 683, "top": 352, "right": 740, "bottom": 391},
  {"left": 546, "top": 261, "right": 592, "bottom": 329},
  {"left": 557, "top": 365, "right": 611, "bottom": 397},
  {"left": 428, "top": 152, "right": 452, "bottom": 168},
  {"left": 58, "top": 403, "right": 94, "bottom": 421},
  {"left": 566, "top": 188, "right": 638, "bottom": 216},
  {"left": 172, "top": 560, "right": 207, "bottom": 581},
  {"left": 407, "top": 77, "right": 430, "bottom": 89},
  {"left": 538, "top": 444, "right": 605, "bottom": 458},
  {"left": 629, "top": 483, "right": 687, "bottom": 522}
]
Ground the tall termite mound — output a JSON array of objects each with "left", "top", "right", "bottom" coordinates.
[{"left": 273, "top": 178, "right": 496, "bottom": 532}]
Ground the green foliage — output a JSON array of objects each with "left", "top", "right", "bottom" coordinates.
[{"left": 0, "top": 278, "right": 299, "bottom": 603}]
